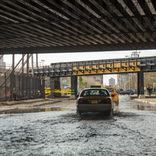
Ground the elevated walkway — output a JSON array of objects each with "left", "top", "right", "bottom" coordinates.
[{"left": 33, "top": 56, "right": 156, "bottom": 77}]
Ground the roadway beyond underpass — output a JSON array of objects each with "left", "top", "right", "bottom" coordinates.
[{"left": 0, "top": 95, "right": 156, "bottom": 156}]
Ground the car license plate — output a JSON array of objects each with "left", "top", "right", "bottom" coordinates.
[{"left": 91, "top": 100, "right": 98, "bottom": 104}]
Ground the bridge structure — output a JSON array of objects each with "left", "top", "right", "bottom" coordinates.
[
  {"left": 0, "top": 0, "right": 156, "bottom": 54},
  {"left": 0, "top": 0, "right": 156, "bottom": 100},
  {"left": 33, "top": 56, "right": 156, "bottom": 97}
]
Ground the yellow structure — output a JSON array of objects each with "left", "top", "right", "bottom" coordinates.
[
  {"left": 44, "top": 87, "right": 73, "bottom": 97},
  {"left": 73, "top": 62, "right": 140, "bottom": 75}
]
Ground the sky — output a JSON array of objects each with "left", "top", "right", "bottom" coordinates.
[{"left": 3, "top": 49, "right": 156, "bottom": 85}]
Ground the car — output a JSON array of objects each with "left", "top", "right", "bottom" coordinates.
[
  {"left": 132, "top": 89, "right": 137, "bottom": 94},
  {"left": 104, "top": 86, "right": 119, "bottom": 106},
  {"left": 116, "top": 89, "right": 123, "bottom": 94},
  {"left": 76, "top": 88, "right": 114, "bottom": 117},
  {"left": 120, "top": 90, "right": 135, "bottom": 95}
]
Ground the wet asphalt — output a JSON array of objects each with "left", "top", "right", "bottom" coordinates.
[{"left": 0, "top": 95, "right": 156, "bottom": 156}]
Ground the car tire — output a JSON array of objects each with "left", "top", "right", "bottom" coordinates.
[
  {"left": 76, "top": 109, "right": 81, "bottom": 117},
  {"left": 109, "top": 109, "right": 113, "bottom": 118},
  {"left": 115, "top": 100, "right": 119, "bottom": 106}
]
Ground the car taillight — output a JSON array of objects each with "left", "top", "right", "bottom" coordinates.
[
  {"left": 78, "top": 99, "right": 89, "bottom": 104},
  {"left": 107, "top": 99, "right": 110, "bottom": 103},
  {"left": 79, "top": 99, "right": 83, "bottom": 103},
  {"left": 114, "top": 93, "right": 116, "bottom": 96}
]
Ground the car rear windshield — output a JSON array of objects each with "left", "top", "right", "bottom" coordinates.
[
  {"left": 106, "top": 88, "right": 114, "bottom": 92},
  {"left": 80, "top": 89, "right": 109, "bottom": 97}
]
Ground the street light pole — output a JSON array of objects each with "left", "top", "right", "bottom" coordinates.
[{"left": 131, "top": 50, "right": 141, "bottom": 57}]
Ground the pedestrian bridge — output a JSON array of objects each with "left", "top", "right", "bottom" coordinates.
[{"left": 33, "top": 56, "right": 156, "bottom": 77}]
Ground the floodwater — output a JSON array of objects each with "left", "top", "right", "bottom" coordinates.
[
  {"left": 3, "top": 107, "right": 72, "bottom": 114},
  {"left": 0, "top": 96, "right": 156, "bottom": 156}
]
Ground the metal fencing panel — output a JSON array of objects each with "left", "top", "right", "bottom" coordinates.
[
  {"left": 0, "top": 72, "right": 10, "bottom": 101},
  {"left": 0, "top": 72, "right": 44, "bottom": 101}
]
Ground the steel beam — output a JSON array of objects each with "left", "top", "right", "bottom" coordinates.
[
  {"left": 1, "top": 42, "right": 156, "bottom": 54},
  {"left": 71, "top": 76, "right": 77, "bottom": 98},
  {"left": 137, "top": 71, "right": 144, "bottom": 96},
  {"left": 50, "top": 77, "right": 61, "bottom": 98}
]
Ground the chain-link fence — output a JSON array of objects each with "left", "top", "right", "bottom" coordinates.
[{"left": 0, "top": 71, "right": 45, "bottom": 101}]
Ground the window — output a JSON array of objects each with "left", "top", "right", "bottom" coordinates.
[
  {"left": 80, "top": 89, "right": 109, "bottom": 97},
  {"left": 106, "top": 88, "right": 114, "bottom": 93}
]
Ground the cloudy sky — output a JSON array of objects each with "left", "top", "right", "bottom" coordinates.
[{"left": 4, "top": 49, "right": 156, "bottom": 67}]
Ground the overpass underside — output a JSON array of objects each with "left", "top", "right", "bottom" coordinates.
[{"left": 0, "top": 0, "right": 156, "bottom": 54}]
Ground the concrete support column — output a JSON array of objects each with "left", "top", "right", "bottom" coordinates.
[
  {"left": 50, "top": 77, "right": 55, "bottom": 98},
  {"left": 71, "top": 76, "right": 77, "bottom": 98},
  {"left": 41, "top": 78, "right": 45, "bottom": 99},
  {"left": 137, "top": 71, "right": 145, "bottom": 98},
  {"left": 54, "top": 77, "right": 61, "bottom": 97},
  {"left": 50, "top": 77, "right": 61, "bottom": 98}
]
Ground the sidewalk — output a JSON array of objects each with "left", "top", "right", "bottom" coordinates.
[
  {"left": 0, "top": 98, "right": 62, "bottom": 114},
  {"left": 130, "top": 94, "right": 156, "bottom": 105},
  {"left": 132, "top": 95, "right": 156, "bottom": 105},
  {"left": 134, "top": 98, "right": 156, "bottom": 105}
]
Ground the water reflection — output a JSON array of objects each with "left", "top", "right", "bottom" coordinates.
[{"left": 2, "top": 107, "right": 72, "bottom": 114}]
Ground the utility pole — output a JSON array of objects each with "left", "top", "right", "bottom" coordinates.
[
  {"left": 27, "top": 54, "right": 29, "bottom": 75},
  {"left": 131, "top": 50, "right": 141, "bottom": 58},
  {"left": 12, "top": 54, "right": 15, "bottom": 87},
  {"left": 36, "top": 53, "right": 38, "bottom": 68},
  {"left": 31, "top": 54, "right": 34, "bottom": 75}
]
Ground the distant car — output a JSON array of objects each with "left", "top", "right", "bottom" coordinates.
[
  {"left": 120, "top": 90, "right": 135, "bottom": 95},
  {"left": 132, "top": 89, "right": 137, "bottom": 94},
  {"left": 76, "top": 88, "right": 114, "bottom": 117},
  {"left": 116, "top": 89, "right": 123, "bottom": 94},
  {"left": 104, "top": 86, "right": 119, "bottom": 106}
]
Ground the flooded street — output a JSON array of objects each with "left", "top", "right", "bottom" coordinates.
[{"left": 0, "top": 96, "right": 156, "bottom": 156}]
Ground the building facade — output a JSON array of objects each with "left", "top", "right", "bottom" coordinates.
[{"left": 109, "top": 77, "right": 115, "bottom": 86}]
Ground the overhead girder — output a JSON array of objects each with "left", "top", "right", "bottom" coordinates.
[{"left": 0, "top": 0, "right": 156, "bottom": 54}]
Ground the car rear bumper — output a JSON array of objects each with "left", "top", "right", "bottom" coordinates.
[{"left": 77, "top": 104, "right": 112, "bottom": 112}]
